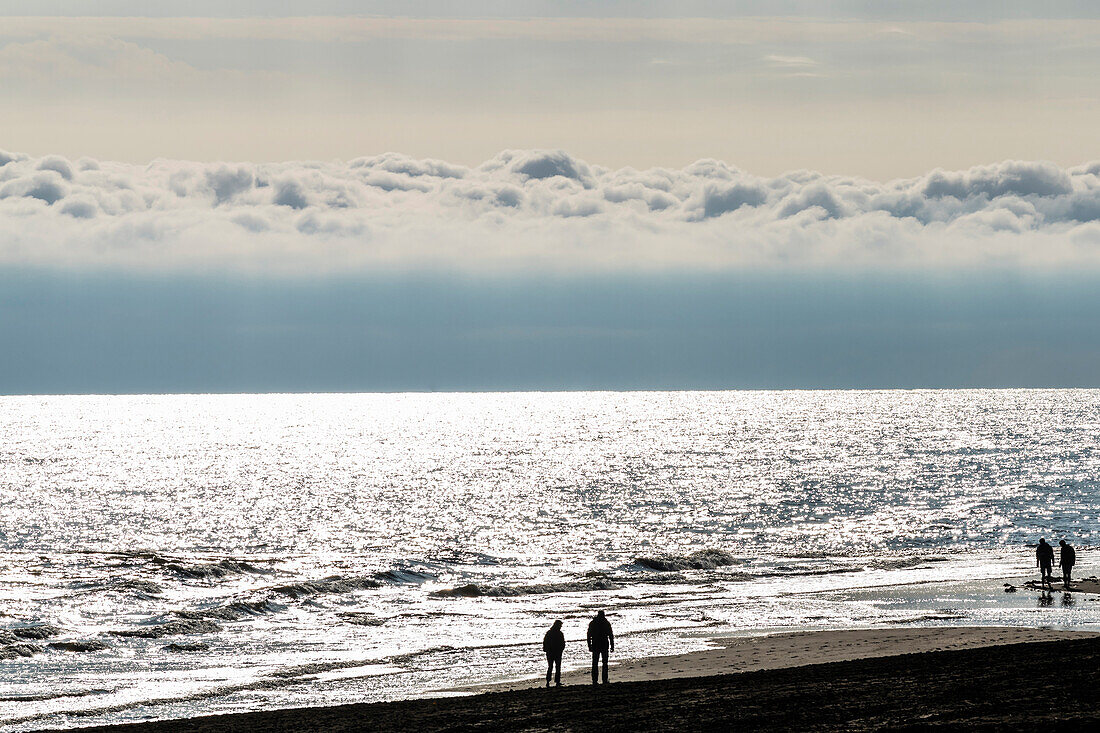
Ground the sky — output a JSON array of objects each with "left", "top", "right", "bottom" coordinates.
[
  {"left": 2, "top": 1, "right": 1100, "bottom": 391},
  {"left": 3, "top": 1, "right": 1100, "bottom": 175}
]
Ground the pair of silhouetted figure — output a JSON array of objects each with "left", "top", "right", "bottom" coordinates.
[
  {"left": 1036, "top": 537, "right": 1075, "bottom": 589},
  {"left": 541, "top": 611, "right": 615, "bottom": 687}
]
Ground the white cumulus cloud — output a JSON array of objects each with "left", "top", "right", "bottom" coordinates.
[{"left": 2, "top": 149, "right": 1100, "bottom": 274}]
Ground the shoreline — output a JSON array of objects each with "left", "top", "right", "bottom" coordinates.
[
  {"left": 456, "top": 625, "right": 1100, "bottom": 693},
  {"left": 58, "top": 625, "right": 1100, "bottom": 732},
  {"left": 65, "top": 631, "right": 1100, "bottom": 732}
]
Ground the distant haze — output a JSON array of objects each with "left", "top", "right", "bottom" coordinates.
[{"left": 2, "top": 271, "right": 1099, "bottom": 393}]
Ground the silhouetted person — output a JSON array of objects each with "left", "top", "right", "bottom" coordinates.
[
  {"left": 543, "top": 620, "right": 565, "bottom": 687},
  {"left": 1037, "top": 538, "right": 1054, "bottom": 588},
  {"left": 1060, "top": 539, "right": 1076, "bottom": 589},
  {"left": 587, "top": 610, "right": 614, "bottom": 685}
]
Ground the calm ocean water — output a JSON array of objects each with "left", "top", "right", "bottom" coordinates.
[{"left": 2, "top": 390, "right": 1099, "bottom": 729}]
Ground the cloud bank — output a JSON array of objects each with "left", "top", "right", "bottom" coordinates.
[{"left": 2, "top": 149, "right": 1100, "bottom": 273}]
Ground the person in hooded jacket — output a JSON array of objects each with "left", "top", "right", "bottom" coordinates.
[
  {"left": 1037, "top": 537, "right": 1055, "bottom": 588},
  {"left": 587, "top": 610, "right": 614, "bottom": 685},
  {"left": 543, "top": 620, "right": 565, "bottom": 687},
  {"left": 1059, "top": 539, "right": 1076, "bottom": 589}
]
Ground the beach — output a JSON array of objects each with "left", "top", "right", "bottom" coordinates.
[
  {"left": 4, "top": 392, "right": 1100, "bottom": 729},
  {"left": 68, "top": 628, "right": 1100, "bottom": 732},
  {"left": 462, "top": 625, "right": 1100, "bottom": 692}
]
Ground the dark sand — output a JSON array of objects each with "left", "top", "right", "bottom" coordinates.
[
  {"left": 70, "top": 634, "right": 1100, "bottom": 732},
  {"left": 462, "top": 626, "right": 1095, "bottom": 692}
]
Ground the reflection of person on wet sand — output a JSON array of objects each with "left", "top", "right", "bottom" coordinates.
[
  {"left": 1059, "top": 540, "right": 1076, "bottom": 589},
  {"left": 1036, "top": 538, "right": 1055, "bottom": 589},
  {"left": 543, "top": 620, "right": 565, "bottom": 688}
]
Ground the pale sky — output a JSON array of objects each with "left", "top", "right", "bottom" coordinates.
[{"left": 3, "top": 1, "right": 1100, "bottom": 177}]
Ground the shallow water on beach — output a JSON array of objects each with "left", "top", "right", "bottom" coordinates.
[{"left": 2, "top": 390, "right": 1100, "bottom": 730}]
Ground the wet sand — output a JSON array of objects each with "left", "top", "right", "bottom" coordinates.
[
  {"left": 1021, "top": 576, "right": 1100, "bottom": 594},
  {"left": 463, "top": 626, "right": 1099, "bottom": 692},
  {"left": 69, "top": 627, "right": 1100, "bottom": 732}
]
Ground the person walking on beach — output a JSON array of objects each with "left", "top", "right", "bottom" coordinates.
[
  {"left": 543, "top": 620, "right": 565, "bottom": 687},
  {"left": 1059, "top": 540, "right": 1076, "bottom": 589},
  {"left": 1037, "top": 538, "right": 1055, "bottom": 588},
  {"left": 587, "top": 610, "right": 614, "bottom": 685}
]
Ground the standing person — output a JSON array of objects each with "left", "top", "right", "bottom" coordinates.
[
  {"left": 1037, "top": 538, "right": 1055, "bottom": 588},
  {"left": 1059, "top": 539, "right": 1076, "bottom": 589},
  {"left": 587, "top": 610, "right": 614, "bottom": 685},
  {"left": 543, "top": 620, "right": 565, "bottom": 687}
]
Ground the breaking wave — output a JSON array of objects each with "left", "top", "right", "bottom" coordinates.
[
  {"left": 107, "top": 578, "right": 165, "bottom": 595},
  {"left": 164, "top": 642, "right": 210, "bottom": 653},
  {"left": 0, "top": 643, "right": 43, "bottom": 659},
  {"left": 1, "top": 625, "right": 61, "bottom": 642},
  {"left": 176, "top": 599, "right": 285, "bottom": 621},
  {"left": 110, "top": 618, "right": 222, "bottom": 639},
  {"left": 48, "top": 640, "right": 110, "bottom": 653},
  {"left": 865, "top": 556, "right": 950, "bottom": 571},
  {"left": 634, "top": 549, "right": 741, "bottom": 571},
  {"left": 338, "top": 612, "right": 388, "bottom": 626},
  {"left": 161, "top": 559, "right": 273, "bottom": 580},
  {"left": 270, "top": 576, "right": 382, "bottom": 599},
  {"left": 756, "top": 566, "right": 862, "bottom": 578},
  {"left": 72, "top": 577, "right": 164, "bottom": 597},
  {"left": 0, "top": 688, "right": 109, "bottom": 703},
  {"left": 430, "top": 578, "right": 621, "bottom": 598},
  {"left": 375, "top": 568, "right": 436, "bottom": 584},
  {"left": 164, "top": 642, "right": 209, "bottom": 653}
]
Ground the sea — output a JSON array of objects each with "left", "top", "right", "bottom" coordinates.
[{"left": 1, "top": 390, "right": 1099, "bottom": 730}]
